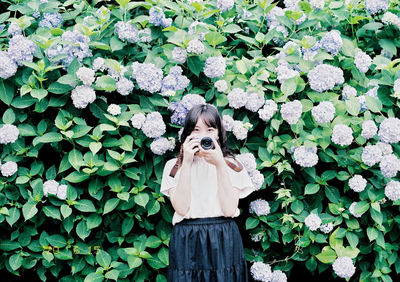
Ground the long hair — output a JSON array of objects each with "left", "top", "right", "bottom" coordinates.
[{"left": 176, "top": 104, "right": 236, "bottom": 166}]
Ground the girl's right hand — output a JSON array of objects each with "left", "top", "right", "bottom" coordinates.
[{"left": 182, "top": 135, "right": 200, "bottom": 163}]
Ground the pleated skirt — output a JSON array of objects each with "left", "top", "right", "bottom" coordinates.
[{"left": 167, "top": 216, "right": 248, "bottom": 282}]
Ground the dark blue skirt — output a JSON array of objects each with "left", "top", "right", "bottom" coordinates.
[{"left": 167, "top": 216, "right": 248, "bottom": 282}]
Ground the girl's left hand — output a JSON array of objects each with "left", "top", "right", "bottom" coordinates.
[{"left": 198, "top": 136, "right": 225, "bottom": 167}]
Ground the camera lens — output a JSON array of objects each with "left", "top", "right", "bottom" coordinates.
[{"left": 200, "top": 136, "right": 214, "bottom": 150}]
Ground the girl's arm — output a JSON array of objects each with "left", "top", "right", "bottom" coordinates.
[
  {"left": 169, "top": 159, "right": 192, "bottom": 217},
  {"left": 216, "top": 162, "right": 240, "bottom": 217}
]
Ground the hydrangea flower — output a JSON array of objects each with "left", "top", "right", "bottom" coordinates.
[
  {"left": 250, "top": 169, "right": 264, "bottom": 190},
  {"left": 394, "top": 78, "right": 400, "bottom": 97},
  {"left": 294, "top": 146, "right": 318, "bottom": 167},
  {"left": 280, "top": 100, "right": 302, "bottom": 124},
  {"left": 203, "top": 56, "right": 226, "bottom": 78},
  {"left": 149, "top": 7, "right": 172, "bottom": 28},
  {"left": 187, "top": 39, "right": 205, "bottom": 54},
  {"left": 384, "top": 180, "right": 400, "bottom": 201},
  {"left": 319, "top": 222, "right": 334, "bottom": 234},
  {"left": 378, "top": 117, "right": 400, "bottom": 144},
  {"left": 365, "top": 0, "right": 389, "bottom": 15},
  {"left": 227, "top": 88, "right": 247, "bottom": 109},
  {"left": 311, "top": 101, "right": 335, "bottom": 123},
  {"left": 130, "top": 113, "right": 146, "bottom": 129},
  {"left": 331, "top": 124, "right": 353, "bottom": 146},
  {"left": 349, "top": 202, "right": 362, "bottom": 218},
  {"left": 379, "top": 154, "right": 400, "bottom": 178},
  {"left": 362, "top": 144, "right": 383, "bottom": 166},
  {"left": 43, "top": 180, "right": 58, "bottom": 196},
  {"left": 8, "top": 35, "right": 37, "bottom": 66},
  {"left": 214, "top": 80, "right": 228, "bottom": 92},
  {"left": 250, "top": 261, "right": 272, "bottom": 282},
  {"left": 258, "top": 100, "right": 278, "bottom": 122},
  {"left": 361, "top": 120, "right": 377, "bottom": 139},
  {"left": 276, "top": 61, "right": 300, "bottom": 84},
  {"left": 376, "top": 141, "right": 392, "bottom": 155},
  {"left": 271, "top": 270, "right": 287, "bottom": 282},
  {"left": 172, "top": 47, "right": 187, "bottom": 64},
  {"left": 232, "top": 120, "right": 249, "bottom": 140},
  {"left": 131, "top": 62, "right": 163, "bottom": 93},
  {"left": 354, "top": 50, "right": 372, "bottom": 73},
  {"left": 245, "top": 92, "right": 265, "bottom": 112},
  {"left": 168, "top": 102, "right": 189, "bottom": 126},
  {"left": 181, "top": 94, "right": 206, "bottom": 110},
  {"left": 93, "top": 57, "right": 106, "bottom": 72},
  {"left": 249, "top": 199, "right": 270, "bottom": 216},
  {"left": 8, "top": 22, "right": 22, "bottom": 36},
  {"left": 217, "top": 0, "right": 234, "bottom": 12},
  {"left": 236, "top": 153, "right": 257, "bottom": 173},
  {"left": 319, "top": 30, "right": 342, "bottom": 56},
  {"left": 332, "top": 257, "right": 356, "bottom": 278},
  {"left": 342, "top": 85, "right": 357, "bottom": 100},
  {"left": 161, "top": 66, "right": 190, "bottom": 94},
  {"left": 250, "top": 233, "right": 263, "bottom": 242},
  {"left": 76, "top": 67, "right": 95, "bottom": 85},
  {"left": 222, "top": 115, "right": 234, "bottom": 131},
  {"left": 0, "top": 161, "right": 18, "bottom": 177},
  {"left": 57, "top": 184, "right": 68, "bottom": 200},
  {"left": 150, "top": 137, "right": 175, "bottom": 155},
  {"left": 309, "top": 0, "right": 325, "bottom": 9},
  {"left": 107, "top": 104, "right": 121, "bottom": 116},
  {"left": 0, "top": 124, "right": 19, "bottom": 144},
  {"left": 382, "top": 12, "right": 400, "bottom": 29},
  {"left": 0, "top": 51, "right": 18, "bottom": 79},
  {"left": 39, "top": 12, "right": 63, "bottom": 28},
  {"left": 307, "top": 64, "right": 344, "bottom": 92},
  {"left": 71, "top": 85, "right": 96, "bottom": 109},
  {"left": 114, "top": 21, "right": 139, "bottom": 43},
  {"left": 305, "top": 213, "right": 322, "bottom": 231},
  {"left": 348, "top": 175, "right": 367, "bottom": 192},
  {"left": 141, "top": 112, "right": 166, "bottom": 138}
]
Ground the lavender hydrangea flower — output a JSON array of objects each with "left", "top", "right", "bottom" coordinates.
[
  {"left": 250, "top": 262, "right": 272, "bottom": 282},
  {"left": 227, "top": 88, "right": 247, "bottom": 109},
  {"left": 115, "top": 77, "right": 133, "bottom": 96},
  {"left": 8, "top": 22, "right": 22, "bottom": 36},
  {"left": 130, "top": 113, "right": 146, "bottom": 129},
  {"left": 378, "top": 117, "right": 400, "bottom": 144},
  {"left": 8, "top": 35, "right": 37, "bottom": 66},
  {"left": 384, "top": 180, "right": 400, "bottom": 201},
  {"left": 150, "top": 137, "right": 175, "bottom": 155},
  {"left": 271, "top": 270, "right": 287, "bottom": 282},
  {"left": 141, "top": 112, "right": 166, "bottom": 138},
  {"left": 319, "top": 222, "right": 334, "bottom": 234},
  {"left": 215, "top": 80, "right": 228, "bottom": 92},
  {"left": 161, "top": 66, "right": 190, "bottom": 93},
  {"left": 249, "top": 199, "right": 270, "bottom": 216},
  {"left": 342, "top": 85, "right": 357, "bottom": 100},
  {"left": 131, "top": 62, "right": 163, "bottom": 93},
  {"left": 361, "top": 120, "right": 377, "bottom": 139},
  {"left": 0, "top": 124, "right": 19, "bottom": 144},
  {"left": 319, "top": 30, "right": 342, "bottom": 56},
  {"left": 331, "top": 124, "right": 353, "bottom": 146},
  {"left": 172, "top": 47, "right": 187, "bottom": 63},
  {"left": 258, "top": 100, "right": 278, "bottom": 122},
  {"left": 149, "top": 7, "right": 172, "bottom": 28},
  {"left": 114, "top": 21, "right": 139, "bottom": 43},
  {"left": 39, "top": 12, "right": 63, "bottom": 28},
  {"left": 71, "top": 85, "right": 96, "bottom": 109},
  {"left": 181, "top": 94, "right": 206, "bottom": 110},
  {"left": 249, "top": 169, "right": 264, "bottom": 189},
  {"left": 365, "top": 0, "right": 389, "bottom": 15},
  {"left": 168, "top": 102, "right": 189, "bottom": 126},
  {"left": 305, "top": 213, "right": 322, "bottom": 231},
  {"left": 348, "top": 175, "right": 367, "bottom": 192},
  {"left": 332, "top": 257, "right": 356, "bottom": 278},
  {"left": 281, "top": 100, "right": 302, "bottom": 124},
  {"left": 187, "top": 39, "right": 205, "bottom": 54},
  {"left": 0, "top": 161, "right": 18, "bottom": 177},
  {"left": 294, "top": 146, "right": 318, "bottom": 167},
  {"left": 204, "top": 56, "right": 226, "bottom": 78},
  {"left": 76, "top": 67, "right": 95, "bottom": 85},
  {"left": 354, "top": 50, "right": 372, "bottom": 73},
  {"left": 362, "top": 144, "right": 383, "bottom": 166},
  {"left": 107, "top": 104, "right": 121, "bottom": 116},
  {"left": 217, "top": 0, "right": 234, "bottom": 12},
  {"left": 307, "top": 64, "right": 344, "bottom": 92},
  {"left": 138, "top": 28, "right": 152, "bottom": 42},
  {"left": 245, "top": 92, "right": 265, "bottom": 112},
  {"left": 379, "top": 154, "right": 400, "bottom": 178},
  {"left": 0, "top": 51, "right": 18, "bottom": 79},
  {"left": 222, "top": 115, "right": 234, "bottom": 131},
  {"left": 311, "top": 101, "right": 335, "bottom": 123}
]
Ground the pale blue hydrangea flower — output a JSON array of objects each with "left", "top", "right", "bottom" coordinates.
[
  {"left": 161, "top": 66, "right": 190, "bottom": 93},
  {"left": 320, "top": 30, "right": 342, "bottom": 56},
  {"left": 33, "top": 11, "right": 41, "bottom": 19},
  {"left": 307, "top": 64, "right": 344, "bottom": 92},
  {"left": 271, "top": 269, "right": 287, "bottom": 282},
  {"left": 249, "top": 199, "right": 270, "bottom": 216},
  {"left": 280, "top": 100, "right": 302, "bottom": 124},
  {"left": 168, "top": 102, "right": 189, "bottom": 126},
  {"left": 245, "top": 92, "right": 265, "bottom": 112},
  {"left": 217, "top": 0, "right": 234, "bottom": 12},
  {"left": 384, "top": 180, "right": 400, "bottom": 201},
  {"left": 379, "top": 154, "right": 400, "bottom": 178},
  {"left": 365, "top": 0, "right": 389, "bottom": 15},
  {"left": 114, "top": 21, "right": 139, "bottom": 43},
  {"left": 8, "top": 22, "right": 22, "bottom": 36},
  {"left": 214, "top": 80, "right": 228, "bottom": 92},
  {"left": 348, "top": 175, "right": 367, "bottom": 192},
  {"left": 204, "top": 56, "right": 226, "bottom": 78},
  {"left": 361, "top": 120, "right": 377, "bottom": 139},
  {"left": 354, "top": 50, "right": 372, "bottom": 73},
  {"left": 8, "top": 35, "right": 37, "bottom": 66},
  {"left": 131, "top": 62, "right": 163, "bottom": 93},
  {"left": 331, "top": 124, "right": 353, "bottom": 146},
  {"left": 362, "top": 144, "right": 382, "bottom": 166},
  {"left": 305, "top": 213, "right": 321, "bottom": 231},
  {"left": 332, "top": 257, "right": 356, "bottom": 278},
  {"left": 149, "top": 7, "right": 172, "bottom": 28},
  {"left": 341, "top": 85, "right": 357, "bottom": 100},
  {"left": 250, "top": 262, "right": 272, "bottom": 282},
  {"left": 138, "top": 28, "right": 152, "bottom": 43},
  {"left": 227, "top": 88, "right": 247, "bottom": 109},
  {"left": 40, "top": 0, "right": 48, "bottom": 3},
  {"left": 71, "top": 85, "right": 96, "bottom": 109},
  {"left": 1, "top": 161, "right": 18, "bottom": 177},
  {"left": 0, "top": 124, "right": 19, "bottom": 144},
  {"left": 376, "top": 141, "right": 392, "bottom": 155},
  {"left": 258, "top": 100, "right": 278, "bottom": 122},
  {"left": 249, "top": 169, "right": 263, "bottom": 189},
  {"left": 311, "top": 101, "right": 335, "bottom": 123},
  {"left": 116, "top": 77, "right": 134, "bottom": 96},
  {"left": 276, "top": 60, "right": 300, "bottom": 84},
  {"left": 187, "top": 38, "right": 205, "bottom": 54},
  {"left": 394, "top": 78, "right": 400, "bottom": 97},
  {"left": 172, "top": 47, "right": 187, "bottom": 63},
  {"left": 236, "top": 153, "right": 257, "bottom": 172},
  {"left": 150, "top": 137, "right": 174, "bottom": 155},
  {"left": 39, "top": 12, "right": 63, "bottom": 28},
  {"left": 0, "top": 51, "right": 18, "bottom": 79},
  {"left": 181, "top": 94, "right": 206, "bottom": 109},
  {"left": 294, "top": 146, "right": 318, "bottom": 167},
  {"left": 142, "top": 112, "right": 166, "bottom": 138},
  {"left": 222, "top": 115, "right": 234, "bottom": 131},
  {"left": 378, "top": 117, "right": 400, "bottom": 143}
]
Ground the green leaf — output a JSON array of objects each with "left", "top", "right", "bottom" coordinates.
[
  {"left": 75, "top": 199, "right": 97, "bottom": 213},
  {"left": 34, "top": 132, "right": 63, "bottom": 145},
  {"left": 346, "top": 95, "right": 360, "bottom": 116},
  {"left": 354, "top": 201, "right": 369, "bottom": 214},
  {"left": 158, "top": 247, "right": 169, "bottom": 265},
  {"left": 120, "top": 135, "right": 133, "bottom": 151},
  {"left": 65, "top": 171, "right": 90, "bottom": 183},
  {"left": 245, "top": 217, "right": 259, "bottom": 230},
  {"left": 146, "top": 236, "right": 162, "bottom": 248},
  {"left": 291, "top": 200, "right": 304, "bottom": 214},
  {"left": 43, "top": 206, "right": 61, "bottom": 220},
  {"left": 76, "top": 220, "right": 91, "bottom": 241},
  {"left": 110, "top": 36, "right": 125, "bottom": 52},
  {"left": 2, "top": 108, "right": 15, "bottom": 124},
  {"left": 22, "top": 202, "right": 38, "bottom": 221},
  {"left": 6, "top": 207, "right": 20, "bottom": 226},
  {"left": 223, "top": 24, "right": 242, "bottom": 33},
  {"left": 103, "top": 198, "right": 120, "bottom": 215},
  {"left": 134, "top": 193, "right": 149, "bottom": 208},
  {"left": 0, "top": 240, "right": 20, "bottom": 251},
  {"left": 187, "top": 56, "right": 202, "bottom": 77},
  {"left": 48, "top": 82, "right": 73, "bottom": 94},
  {"left": 367, "top": 227, "right": 378, "bottom": 241},
  {"left": 379, "top": 39, "right": 397, "bottom": 55},
  {"left": 305, "top": 183, "right": 320, "bottom": 195},
  {"left": 0, "top": 79, "right": 15, "bottom": 105},
  {"left": 47, "top": 234, "right": 67, "bottom": 248},
  {"left": 104, "top": 269, "right": 119, "bottom": 281},
  {"left": 346, "top": 232, "right": 359, "bottom": 248},
  {"left": 205, "top": 32, "right": 226, "bottom": 46},
  {"left": 236, "top": 60, "right": 247, "bottom": 74},
  {"left": 95, "top": 75, "right": 117, "bottom": 91},
  {"left": 84, "top": 272, "right": 104, "bottom": 282},
  {"left": 86, "top": 214, "right": 102, "bottom": 229},
  {"left": 316, "top": 248, "right": 337, "bottom": 263},
  {"left": 9, "top": 254, "right": 22, "bottom": 271},
  {"left": 127, "top": 256, "right": 142, "bottom": 269},
  {"left": 281, "top": 77, "right": 297, "bottom": 96},
  {"left": 31, "top": 89, "right": 48, "bottom": 101},
  {"left": 61, "top": 205, "right": 72, "bottom": 219},
  {"left": 69, "top": 149, "right": 84, "bottom": 171},
  {"left": 365, "top": 96, "right": 382, "bottom": 113},
  {"left": 89, "top": 142, "right": 102, "bottom": 155},
  {"left": 96, "top": 250, "right": 111, "bottom": 268},
  {"left": 57, "top": 74, "right": 78, "bottom": 86}
]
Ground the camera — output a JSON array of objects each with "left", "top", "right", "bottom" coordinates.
[{"left": 189, "top": 136, "right": 215, "bottom": 150}]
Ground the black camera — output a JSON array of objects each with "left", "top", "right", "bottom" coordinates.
[{"left": 189, "top": 136, "right": 215, "bottom": 150}]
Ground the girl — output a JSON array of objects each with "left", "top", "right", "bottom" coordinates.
[{"left": 160, "top": 103, "right": 257, "bottom": 281}]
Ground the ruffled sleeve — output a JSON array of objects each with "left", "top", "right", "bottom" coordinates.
[
  {"left": 160, "top": 158, "right": 181, "bottom": 197},
  {"left": 226, "top": 158, "right": 256, "bottom": 199}
]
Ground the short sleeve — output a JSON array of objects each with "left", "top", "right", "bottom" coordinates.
[
  {"left": 160, "top": 158, "right": 181, "bottom": 197},
  {"left": 226, "top": 158, "right": 256, "bottom": 199}
]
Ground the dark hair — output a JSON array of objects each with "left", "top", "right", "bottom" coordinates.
[{"left": 176, "top": 104, "right": 236, "bottom": 165}]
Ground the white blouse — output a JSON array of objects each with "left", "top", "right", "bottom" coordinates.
[{"left": 160, "top": 155, "right": 256, "bottom": 225}]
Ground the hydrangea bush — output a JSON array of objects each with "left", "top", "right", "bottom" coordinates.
[{"left": 0, "top": 0, "right": 400, "bottom": 281}]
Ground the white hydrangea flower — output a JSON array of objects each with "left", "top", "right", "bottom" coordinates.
[
  {"left": 76, "top": 67, "right": 95, "bottom": 85},
  {"left": 394, "top": 78, "right": 400, "bottom": 98},
  {"left": 276, "top": 61, "right": 300, "bottom": 84},
  {"left": 294, "top": 146, "right": 318, "bottom": 167},
  {"left": 150, "top": 137, "right": 174, "bottom": 155},
  {"left": 305, "top": 213, "right": 322, "bottom": 231},
  {"left": 342, "top": 85, "right": 357, "bottom": 100},
  {"left": 379, "top": 153, "right": 400, "bottom": 178},
  {"left": 130, "top": 113, "right": 146, "bottom": 129},
  {"left": 227, "top": 88, "right": 247, "bottom": 109},
  {"left": 348, "top": 175, "right": 367, "bottom": 192},
  {"left": 232, "top": 120, "right": 248, "bottom": 140},
  {"left": 214, "top": 80, "right": 228, "bottom": 92},
  {"left": 245, "top": 92, "right": 265, "bottom": 112},
  {"left": 349, "top": 202, "right": 362, "bottom": 218},
  {"left": 311, "top": 101, "right": 335, "bottom": 123},
  {"left": 361, "top": 120, "right": 377, "bottom": 139},
  {"left": 251, "top": 233, "right": 263, "bottom": 242},
  {"left": 236, "top": 153, "right": 257, "bottom": 173},
  {"left": 319, "top": 222, "right": 334, "bottom": 234},
  {"left": 332, "top": 257, "right": 356, "bottom": 278},
  {"left": 362, "top": 144, "right": 383, "bottom": 166},
  {"left": 92, "top": 57, "right": 106, "bottom": 71},
  {"left": 307, "top": 64, "right": 344, "bottom": 92},
  {"left": 384, "top": 180, "right": 400, "bottom": 201},
  {"left": 107, "top": 104, "right": 121, "bottom": 116},
  {"left": 0, "top": 161, "right": 18, "bottom": 177},
  {"left": 378, "top": 117, "right": 400, "bottom": 144},
  {"left": 43, "top": 180, "right": 59, "bottom": 196},
  {"left": 222, "top": 115, "right": 234, "bottom": 131},
  {"left": 376, "top": 141, "right": 392, "bottom": 155},
  {"left": 116, "top": 77, "right": 134, "bottom": 96},
  {"left": 331, "top": 124, "right": 353, "bottom": 146},
  {"left": 217, "top": 0, "right": 234, "bottom": 12},
  {"left": 187, "top": 38, "right": 205, "bottom": 54},
  {"left": 250, "top": 261, "right": 272, "bottom": 282},
  {"left": 71, "top": 85, "right": 96, "bottom": 109},
  {"left": 249, "top": 199, "right": 270, "bottom": 216},
  {"left": 258, "top": 100, "right": 278, "bottom": 122},
  {"left": 0, "top": 124, "right": 19, "bottom": 144},
  {"left": 271, "top": 270, "right": 287, "bottom": 282},
  {"left": 354, "top": 50, "right": 372, "bottom": 73},
  {"left": 57, "top": 184, "right": 68, "bottom": 200},
  {"left": 281, "top": 100, "right": 302, "bottom": 125},
  {"left": 141, "top": 112, "right": 166, "bottom": 138},
  {"left": 310, "top": 0, "right": 325, "bottom": 9},
  {"left": 249, "top": 169, "right": 264, "bottom": 189},
  {"left": 382, "top": 12, "right": 400, "bottom": 29}
]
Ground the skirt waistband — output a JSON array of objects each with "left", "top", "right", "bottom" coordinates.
[{"left": 178, "top": 216, "right": 234, "bottom": 225}]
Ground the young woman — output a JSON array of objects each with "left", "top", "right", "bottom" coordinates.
[{"left": 160, "top": 103, "right": 256, "bottom": 281}]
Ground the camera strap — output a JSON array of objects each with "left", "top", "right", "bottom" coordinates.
[{"left": 169, "top": 157, "right": 243, "bottom": 178}]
